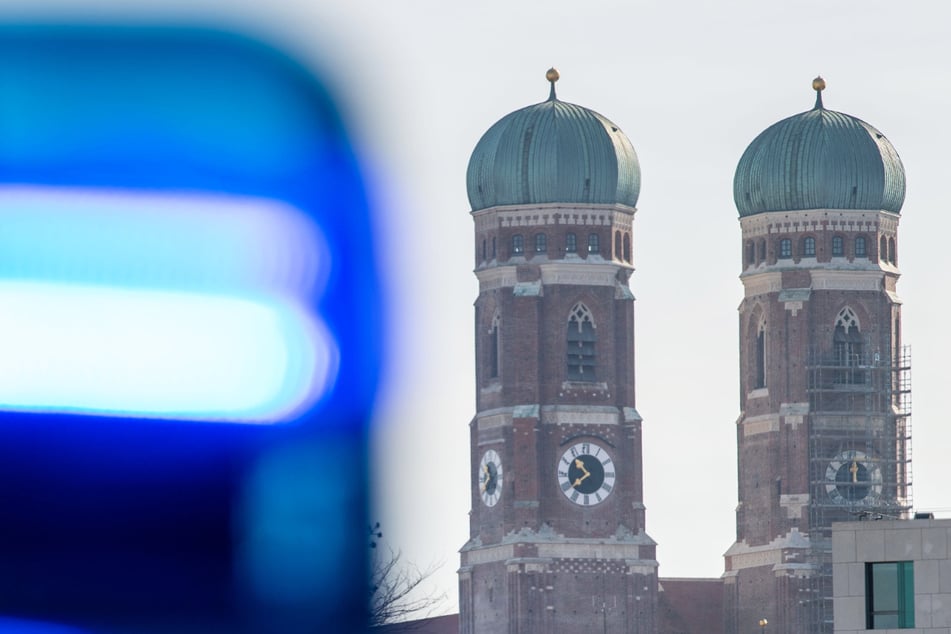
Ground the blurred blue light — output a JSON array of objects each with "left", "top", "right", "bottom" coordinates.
[{"left": 0, "top": 187, "right": 334, "bottom": 422}]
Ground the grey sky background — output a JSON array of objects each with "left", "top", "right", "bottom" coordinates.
[{"left": 8, "top": 0, "right": 951, "bottom": 618}]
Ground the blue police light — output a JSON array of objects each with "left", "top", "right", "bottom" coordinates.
[
  {"left": 0, "top": 187, "right": 334, "bottom": 422},
  {"left": 0, "top": 26, "right": 381, "bottom": 632}
]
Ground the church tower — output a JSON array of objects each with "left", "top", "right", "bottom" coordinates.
[
  {"left": 724, "top": 78, "right": 912, "bottom": 634},
  {"left": 458, "top": 70, "right": 658, "bottom": 634}
]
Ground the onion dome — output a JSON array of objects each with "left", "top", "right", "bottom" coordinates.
[
  {"left": 734, "top": 77, "right": 905, "bottom": 217},
  {"left": 467, "top": 68, "right": 640, "bottom": 212}
]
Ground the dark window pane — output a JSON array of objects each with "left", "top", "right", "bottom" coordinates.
[
  {"left": 588, "top": 233, "right": 600, "bottom": 254},
  {"left": 833, "top": 235, "right": 844, "bottom": 256},
  {"left": 856, "top": 236, "right": 867, "bottom": 257},
  {"left": 535, "top": 233, "right": 547, "bottom": 253},
  {"left": 566, "top": 233, "right": 577, "bottom": 253},
  {"left": 779, "top": 239, "right": 792, "bottom": 258},
  {"left": 803, "top": 237, "right": 815, "bottom": 256}
]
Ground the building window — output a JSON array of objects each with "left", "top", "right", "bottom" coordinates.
[
  {"left": 587, "top": 233, "right": 600, "bottom": 254},
  {"left": 488, "top": 312, "right": 501, "bottom": 379},
  {"left": 755, "top": 318, "right": 766, "bottom": 389},
  {"left": 492, "top": 237, "right": 496, "bottom": 258},
  {"left": 833, "top": 307, "right": 864, "bottom": 384},
  {"left": 880, "top": 236, "right": 888, "bottom": 261},
  {"left": 889, "top": 238, "right": 897, "bottom": 264},
  {"left": 623, "top": 233, "right": 631, "bottom": 263},
  {"left": 866, "top": 561, "right": 914, "bottom": 629},
  {"left": 512, "top": 234, "right": 523, "bottom": 255},
  {"left": 855, "top": 236, "right": 867, "bottom": 257},
  {"left": 567, "top": 303, "right": 596, "bottom": 381},
  {"left": 534, "top": 233, "right": 547, "bottom": 253},
  {"left": 758, "top": 240, "right": 766, "bottom": 262},
  {"left": 614, "top": 231, "right": 622, "bottom": 260},
  {"left": 803, "top": 236, "right": 816, "bottom": 257},
  {"left": 778, "top": 238, "right": 792, "bottom": 259},
  {"left": 832, "top": 235, "right": 844, "bottom": 257},
  {"left": 565, "top": 232, "right": 577, "bottom": 253},
  {"left": 746, "top": 241, "right": 755, "bottom": 266}
]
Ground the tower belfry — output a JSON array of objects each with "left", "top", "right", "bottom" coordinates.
[
  {"left": 725, "top": 78, "right": 912, "bottom": 634},
  {"left": 459, "top": 70, "right": 658, "bottom": 633}
]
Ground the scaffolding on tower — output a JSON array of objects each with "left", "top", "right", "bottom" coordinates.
[{"left": 796, "top": 342, "right": 912, "bottom": 634}]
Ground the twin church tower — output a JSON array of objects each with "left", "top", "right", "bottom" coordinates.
[{"left": 458, "top": 71, "right": 911, "bottom": 634}]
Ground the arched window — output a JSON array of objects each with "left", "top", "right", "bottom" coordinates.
[
  {"left": 488, "top": 312, "right": 501, "bottom": 379},
  {"left": 588, "top": 233, "right": 600, "bottom": 254},
  {"left": 832, "top": 235, "right": 844, "bottom": 257},
  {"left": 779, "top": 238, "right": 792, "bottom": 259},
  {"left": 746, "top": 241, "right": 755, "bottom": 266},
  {"left": 623, "top": 233, "right": 631, "bottom": 263},
  {"left": 802, "top": 236, "right": 816, "bottom": 257},
  {"left": 565, "top": 233, "right": 577, "bottom": 253},
  {"left": 614, "top": 231, "right": 622, "bottom": 260},
  {"left": 880, "top": 236, "right": 888, "bottom": 262},
  {"left": 755, "top": 317, "right": 766, "bottom": 389},
  {"left": 512, "top": 234, "right": 524, "bottom": 255},
  {"left": 833, "top": 307, "right": 864, "bottom": 384},
  {"left": 888, "top": 238, "right": 896, "bottom": 264},
  {"left": 534, "top": 233, "right": 547, "bottom": 253},
  {"left": 855, "top": 236, "right": 867, "bottom": 258},
  {"left": 567, "top": 303, "right": 596, "bottom": 381},
  {"left": 758, "top": 240, "right": 766, "bottom": 262}
]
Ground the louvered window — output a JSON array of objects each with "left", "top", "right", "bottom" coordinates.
[{"left": 567, "top": 303, "right": 596, "bottom": 381}]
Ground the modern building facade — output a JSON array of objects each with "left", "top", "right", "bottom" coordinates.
[
  {"left": 458, "top": 69, "right": 658, "bottom": 633},
  {"left": 832, "top": 517, "right": 951, "bottom": 632},
  {"left": 723, "top": 78, "right": 913, "bottom": 634}
]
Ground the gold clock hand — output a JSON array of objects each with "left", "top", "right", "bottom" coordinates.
[
  {"left": 572, "top": 471, "right": 590, "bottom": 487},
  {"left": 574, "top": 458, "right": 591, "bottom": 477}
]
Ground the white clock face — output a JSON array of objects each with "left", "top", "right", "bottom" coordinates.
[
  {"left": 479, "top": 449, "right": 503, "bottom": 507},
  {"left": 825, "top": 449, "right": 883, "bottom": 505},
  {"left": 557, "top": 442, "right": 615, "bottom": 506}
]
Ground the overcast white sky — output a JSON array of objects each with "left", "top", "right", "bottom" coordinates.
[
  {"left": 288, "top": 0, "right": 951, "bottom": 617},
  {"left": 11, "top": 0, "right": 951, "bottom": 618}
]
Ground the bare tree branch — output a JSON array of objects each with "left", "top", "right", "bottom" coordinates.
[{"left": 368, "top": 524, "right": 446, "bottom": 627}]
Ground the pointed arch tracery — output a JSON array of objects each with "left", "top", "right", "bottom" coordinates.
[
  {"left": 567, "top": 303, "right": 596, "bottom": 381},
  {"left": 755, "top": 315, "right": 767, "bottom": 389},
  {"left": 488, "top": 310, "right": 501, "bottom": 379},
  {"left": 833, "top": 307, "right": 865, "bottom": 384}
]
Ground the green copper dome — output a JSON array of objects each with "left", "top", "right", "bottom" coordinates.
[
  {"left": 467, "top": 72, "right": 640, "bottom": 212},
  {"left": 734, "top": 79, "right": 905, "bottom": 217}
]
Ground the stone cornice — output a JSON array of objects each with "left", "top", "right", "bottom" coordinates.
[
  {"left": 476, "top": 261, "right": 626, "bottom": 292},
  {"left": 738, "top": 208, "right": 900, "bottom": 239},
  {"left": 722, "top": 529, "right": 812, "bottom": 573},
  {"left": 810, "top": 269, "right": 889, "bottom": 291},
  {"left": 540, "top": 405, "right": 622, "bottom": 426},
  {"left": 741, "top": 269, "right": 892, "bottom": 297},
  {"left": 471, "top": 202, "right": 637, "bottom": 233}
]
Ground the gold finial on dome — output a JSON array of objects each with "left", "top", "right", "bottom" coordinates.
[
  {"left": 546, "top": 67, "right": 559, "bottom": 101},
  {"left": 812, "top": 75, "right": 826, "bottom": 110}
]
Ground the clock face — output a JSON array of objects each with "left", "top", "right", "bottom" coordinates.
[
  {"left": 557, "top": 442, "right": 615, "bottom": 506},
  {"left": 825, "top": 450, "right": 882, "bottom": 505},
  {"left": 478, "top": 449, "right": 503, "bottom": 507}
]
